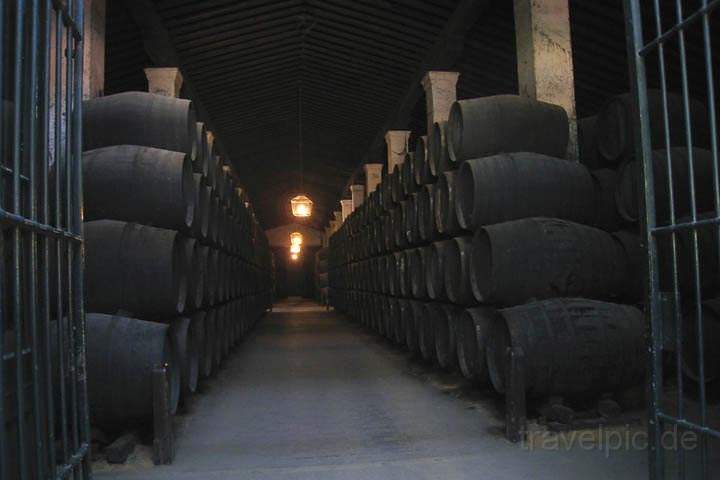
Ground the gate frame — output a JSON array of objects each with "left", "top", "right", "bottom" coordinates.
[
  {"left": 0, "top": 1, "right": 90, "bottom": 478},
  {"left": 623, "top": 1, "right": 720, "bottom": 479}
]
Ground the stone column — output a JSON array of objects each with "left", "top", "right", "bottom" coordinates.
[
  {"left": 83, "top": 0, "right": 106, "bottom": 100},
  {"left": 207, "top": 130, "right": 215, "bottom": 153},
  {"left": 350, "top": 185, "right": 365, "bottom": 210},
  {"left": 384, "top": 130, "right": 411, "bottom": 174},
  {"left": 363, "top": 163, "right": 383, "bottom": 196},
  {"left": 144, "top": 67, "right": 184, "bottom": 98},
  {"left": 421, "top": 71, "right": 460, "bottom": 134},
  {"left": 340, "top": 200, "right": 353, "bottom": 222},
  {"left": 514, "top": 0, "right": 578, "bottom": 160}
]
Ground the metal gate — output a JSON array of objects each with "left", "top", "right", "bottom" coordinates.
[
  {"left": 1, "top": 1, "right": 90, "bottom": 479},
  {"left": 624, "top": 1, "right": 719, "bottom": 479}
]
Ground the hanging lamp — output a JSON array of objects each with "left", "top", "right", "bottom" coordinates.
[{"left": 290, "top": 84, "right": 313, "bottom": 218}]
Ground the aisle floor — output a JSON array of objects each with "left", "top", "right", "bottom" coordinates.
[{"left": 97, "top": 298, "right": 647, "bottom": 480}]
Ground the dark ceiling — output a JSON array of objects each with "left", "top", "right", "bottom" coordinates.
[{"left": 105, "top": 0, "right": 639, "bottom": 230}]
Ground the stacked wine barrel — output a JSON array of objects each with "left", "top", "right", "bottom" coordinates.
[
  {"left": 578, "top": 89, "right": 719, "bottom": 391},
  {"left": 328, "top": 93, "right": 659, "bottom": 412},
  {"left": 315, "top": 248, "right": 329, "bottom": 305},
  {"left": 81, "top": 91, "right": 273, "bottom": 431}
]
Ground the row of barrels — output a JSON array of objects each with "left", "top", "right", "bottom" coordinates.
[
  {"left": 86, "top": 294, "right": 271, "bottom": 428},
  {"left": 331, "top": 90, "right": 720, "bottom": 399},
  {"left": 334, "top": 292, "right": 645, "bottom": 397},
  {"left": 80, "top": 91, "right": 273, "bottom": 431},
  {"left": 315, "top": 248, "right": 329, "bottom": 304}
]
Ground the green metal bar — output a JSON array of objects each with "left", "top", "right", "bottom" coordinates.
[
  {"left": 0, "top": 0, "right": 7, "bottom": 474},
  {"left": 41, "top": 1, "right": 59, "bottom": 473},
  {"left": 623, "top": 1, "right": 665, "bottom": 478},
  {"left": 54, "top": 4, "right": 70, "bottom": 465},
  {"left": 11, "top": 2, "right": 28, "bottom": 478},
  {"left": 26, "top": 2, "right": 47, "bottom": 478}
]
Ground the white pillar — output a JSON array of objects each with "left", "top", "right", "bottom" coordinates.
[
  {"left": 340, "top": 200, "right": 353, "bottom": 222},
  {"left": 83, "top": 0, "right": 106, "bottom": 100},
  {"left": 144, "top": 67, "right": 184, "bottom": 98},
  {"left": 514, "top": 0, "right": 578, "bottom": 160},
  {"left": 421, "top": 71, "right": 460, "bottom": 134},
  {"left": 350, "top": 184, "right": 365, "bottom": 210},
  {"left": 384, "top": 130, "right": 411, "bottom": 174},
  {"left": 363, "top": 163, "right": 383, "bottom": 196},
  {"left": 206, "top": 130, "right": 215, "bottom": 153}
]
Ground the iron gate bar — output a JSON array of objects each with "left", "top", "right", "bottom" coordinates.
[{"left": 625, "top": 0, "right": 720, "bottom": 479}]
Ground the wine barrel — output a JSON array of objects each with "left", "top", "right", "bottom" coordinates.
[
  {"left": 448, "top": 95, "right": 568, "bottom": 163},
  {"left": 396, "top": 299, "right": 410, "bottom": 347},
  {"left": 83, "top": 145, "right": 196, "bottom": 232},
  {"left": 616, "top": 148, "right": 716, "bottom": 223},
  {"left": 590, "top": 169, "right": 624, "bottom": 232},
  {"left": 85, "top": 313, "right": 180, "bottom": 426},
  {"left": 418, "top": 302, "right": 438, "bottom": 363},
  {"left": 683, "top": 299, "right": 720, "bottom": 384},
  {"left": 455, "top": 152, "right": 595, "bottom": 231},
  {"left": 597, "top": 90, "right": 711, "bottom": 163},
  {"left": 184, "top": 237, "right": 205, "bottom": 310},
  {"left": 417, "top": 184, "right": 438, "bottom": 243},
  {"left": 443, "top": 235, "right": 475, "bottom": 305},
  {"left": 191, "top": 311, "right": 211, "bottom": 379},
  {"left": 406, "top": 300, "right": 423, "bottom": 354},
  {"left": 578, "top": 115, "right": 603, "bottom": 169},
  {"left": 486, "top": 298, "right": 645, "bottom": 395},
  {"left": 191, "top": 174, "right": 210, "bottom": 240},
  {"left": 85, "top": 220, "right": 189, "bottom": 317},
  {"left": 207, "top": 248, "right": 220, "bottom": 306},
  {"left": 397, "top": 250, "right": 411, "bottom": 298},
  {"left": 612, "top": 230, "right": 644, "bottom": 302},
  {"left": 170, "top": 316, "right": 200, "bottom": 399},
  {"left": 403, "top": 194, "right": 420, "bottom": 245},
  {"left": 194, "top": 122, "right": 209, "bottom": 176},
  {"left": 456, "top": 307, "right": 495, "bottom": 382},
  {"left": 402, "top": 152, "right": 417, "bottom": 195},
  {"left": 427, "top": 240, "right": 452, "bottom": 301},
  {"left": 391, "top": 206, "right": 407, "bottom": 250},
  {"left": 409, "top": 247, "right": 429, "bottom": 299},
  {"left": 199, "top": 246, "right": 215, "bottom": 307},
  {"left": 83, "top": 91, "right": 197, "bottom": 159},
  {"left": 434, "top": 304, "right": 460, "bottom": 371},
  {"left": 429, "top": 121, "right": 452, "bottom": 176},
  {"left": 435, "top": 170, "right": 463, "bottom": 236},
  {"left": 413, "top": 135, "right": 430, "bottom": 186},
  {"left": 471, "top": 218, "right": 629, "bottom": 305}
]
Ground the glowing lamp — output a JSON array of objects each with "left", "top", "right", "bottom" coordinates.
[
  {"left": 290, "top": 243, "right": 301, "bottom": 254},
  {"left": 290, "top": 253, "right": 299, "bottom": 261},
  {"left": 290, "top": 231, "right": 303, "bottom": 246},
  {"left": 291, "top": 195, "right": 313, "bottom": 217}
]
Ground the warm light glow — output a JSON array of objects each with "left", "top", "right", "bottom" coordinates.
[
  {"left": 291, "top": 195, "right": 313, "bottom": 217},
  {"left": 290, "top": 231, "right": 303, "bottom": 246},
  {"left": 290, "top": 253, "right": 299, "bottom": 261},
  {"left": 290, "top": 243, "right": 301, "bottom": 254}
]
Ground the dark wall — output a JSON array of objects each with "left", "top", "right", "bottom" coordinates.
[{"left": 272, "top": 246, "right": 319, "bottom": 299}]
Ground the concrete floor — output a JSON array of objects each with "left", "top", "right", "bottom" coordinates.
[{"left": 96, "top": 298, "right": 648, "bottom": 480}]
